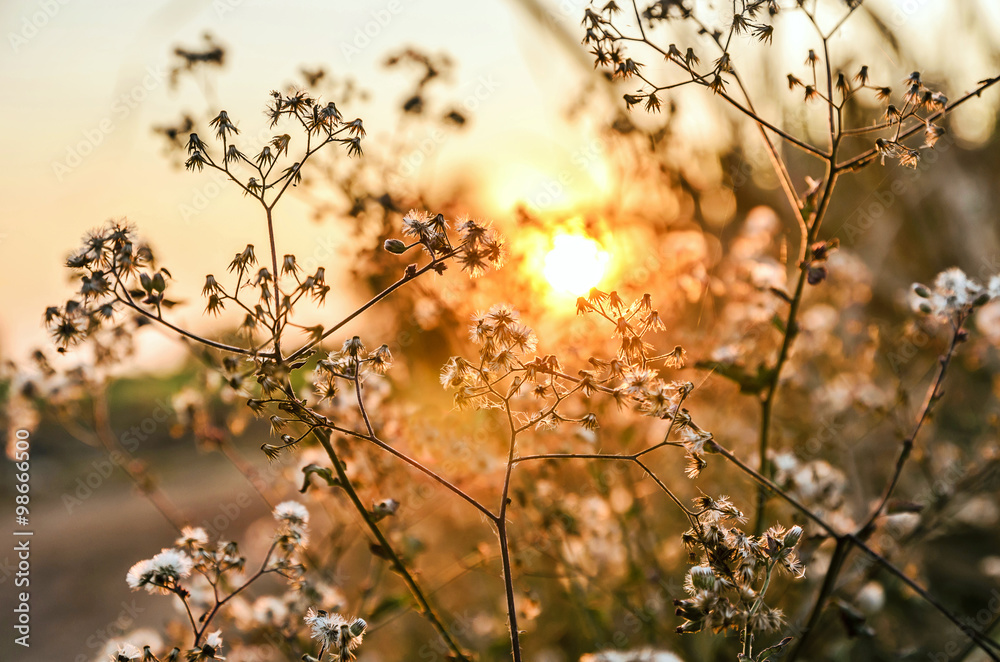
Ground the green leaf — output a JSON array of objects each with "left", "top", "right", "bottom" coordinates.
[
  {"left": 368, "top": 594, "right": 410, "bottom": 622},
  {"left": 756, "top": 637, "right": 794, "bottom": 660},
  {"left": 299, "top": 463, "right": 337, "bottom": 493}
]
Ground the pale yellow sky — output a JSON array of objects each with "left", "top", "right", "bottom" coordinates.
[
  {"left": 1, "top": 0, "right": 997, "bottom": 366},
  {"left": 0, "top": 0, "right": 613, "bottom": 366}
]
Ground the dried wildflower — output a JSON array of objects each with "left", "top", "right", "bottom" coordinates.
[
  {"left": 903, "top": 83, "right": 922, "bottom": 106},
  {"left": 186, "top": 630, "right": 225, "bottom": 661},
  {"left": 111, "top": 644, "right": 143, "bottom": 662},
  {"left": 369, "top": 344, "right": 393, "bottom": 374},
  {"left": 615, "top": 57, "right": 642, "bottom": 79},
  {"left": 176, "top": 526, "right": 209, "bottom": 550},
  {"left": 664, "top": 345, "right": 687, "bottom": 369},
  {"left": 342, "top": 336, "right": 365, "bottom": 358},
  {"left": 580, "top": 413, "right": 600, "bottom": 431},
  {"left": 836, "top": 72, "right": 850, "bottom": 98},
  {"left": 254, "top": 145, "right": 274, "bottom": 167},
  {"left": 638, "top": 310, "right": 666, "bottom": 334},
  {"left": 305, "top": 609, "right": 366, "bottom": 661},
  {"left": 344, "top": 137, "right": 363, "bottom": 157},
  {"left": 274, "top": 500, "right": 310, "bottom": 528},
  {"left": 209, "top": 110, "right": 238, "bottom": 139},
  {"left": 202, "top": 274, "right": 222, "bottom": 297},
  {"left": 126, "top": 549, "right": 193, "bottom": 593},
  {"left": 281, "top": 254, "right": 299, "bottom": 276},
  {"left": 752, "top": 23, "right": 773, "bottom": 44},
  {"left": 271, "top": 133, "right": 291, "bottom": 156},
  {"left": 911, "top": 267, "right": 993, "bottom": 320},
  {"left": 185, "top": 151, "right": 207, "bottom": 172},
  {"left": 874, "top": 138, "right": 920, "bottom": 168},
  {"left": 708, "top": 73, "right": 726, "bottom": 95},
  {"left": 644, "top": 92, "right": 661, "bottom": 113},
  {"left": 924, "top": 122, "right": 946, "bottom": 148}
]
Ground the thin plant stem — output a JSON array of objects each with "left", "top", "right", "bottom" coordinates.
[
  {"left": 857, "top": 318, "right": 966, "bottom": 537},
  {"left": 313, "top": 428, "right": 471, "bottom": 662},
  {"left": 708, "top": 439, "right": 1000, "bottom": 659},
  {"left": 193, "top": 540, "right": 279, "bottom": 646},
  {"left": 498, "top": 401, "right": 523, "bottom": 662},
  {"left": 790, "top": 316, "right": 968, "bottom": 657}
]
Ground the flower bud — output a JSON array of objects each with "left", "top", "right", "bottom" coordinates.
[
  {"left": 350, "top": 618, "right": 368, "bottom": 637},
  {"left": 783, "top": 525, "right": 803, "bottom": 548},
  {"left": 383, "top": 238, "right": 407, "bottom": 254},
  {"left": 689, "top": 565, "right": 717, "bottom": 591},
  {"left": 807, "top": 264, "right": 827, "bottom": 285}
]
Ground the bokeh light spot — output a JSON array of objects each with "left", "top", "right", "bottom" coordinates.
[{"left": 543, "top": 234, "right": 609, "bottom": 295}]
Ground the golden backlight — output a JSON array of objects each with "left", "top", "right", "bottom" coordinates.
[{"left": 543, "top": 234, "right": 610, "bottom": 296}]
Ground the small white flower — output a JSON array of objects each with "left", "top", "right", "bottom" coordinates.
[
  {"left": 988, "top": 275, "right": 1000, "bottom": 300},
  {"left": 205, "top": 630, "right": 224, "bottom": 650},
  {"left": 304, "top": 609, "right": 366, "bottom": 661},
  {"left": 151, "top": 549, "right": 193, "bottom": 578},
  {"left": 109, "top": 643, "right": 141, "bottom": 661},
  {"left": 125, "top": 559, "right": 154, "bottom": 590},
  {"left": 911, "top": 267, "right": 992, "bottom": 321},
  {"left": 274, "top": 501, "right": 310, "bottom": 549},
  {"left": 305, "top": 608, "right": 347, "bottom": 645},
  {"left": 125, "top": 549, "right": 193, "bottom": 593},
  {"left": 176, "top": 526, "right": 209, "bottom": 549},
  {"left": 274, "top": 501, "right": 310, "bottom": 527}
]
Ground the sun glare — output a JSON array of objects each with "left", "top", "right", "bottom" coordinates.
[{"left": 543, "top": 234, "right": 610, "bottom": 296}]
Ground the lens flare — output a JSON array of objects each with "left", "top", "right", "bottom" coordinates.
[{"left": 543, "top": 234, "right": 610, "bottom": 295}]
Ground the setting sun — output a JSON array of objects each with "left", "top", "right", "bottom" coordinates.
[{"left": 543, "top": 233, "right": 610, "bottom": 295}]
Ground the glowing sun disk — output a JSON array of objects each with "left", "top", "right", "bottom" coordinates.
[{"left": 543, "top": 234, "right": 609, "bottom": 295}]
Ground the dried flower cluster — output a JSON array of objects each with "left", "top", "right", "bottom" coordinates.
[
  {"left": 117, "top": 502, "right": 317, "bottom": 661},
  {"left": 11, "top": 11, "right": 1000, "bottom": 660}
]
